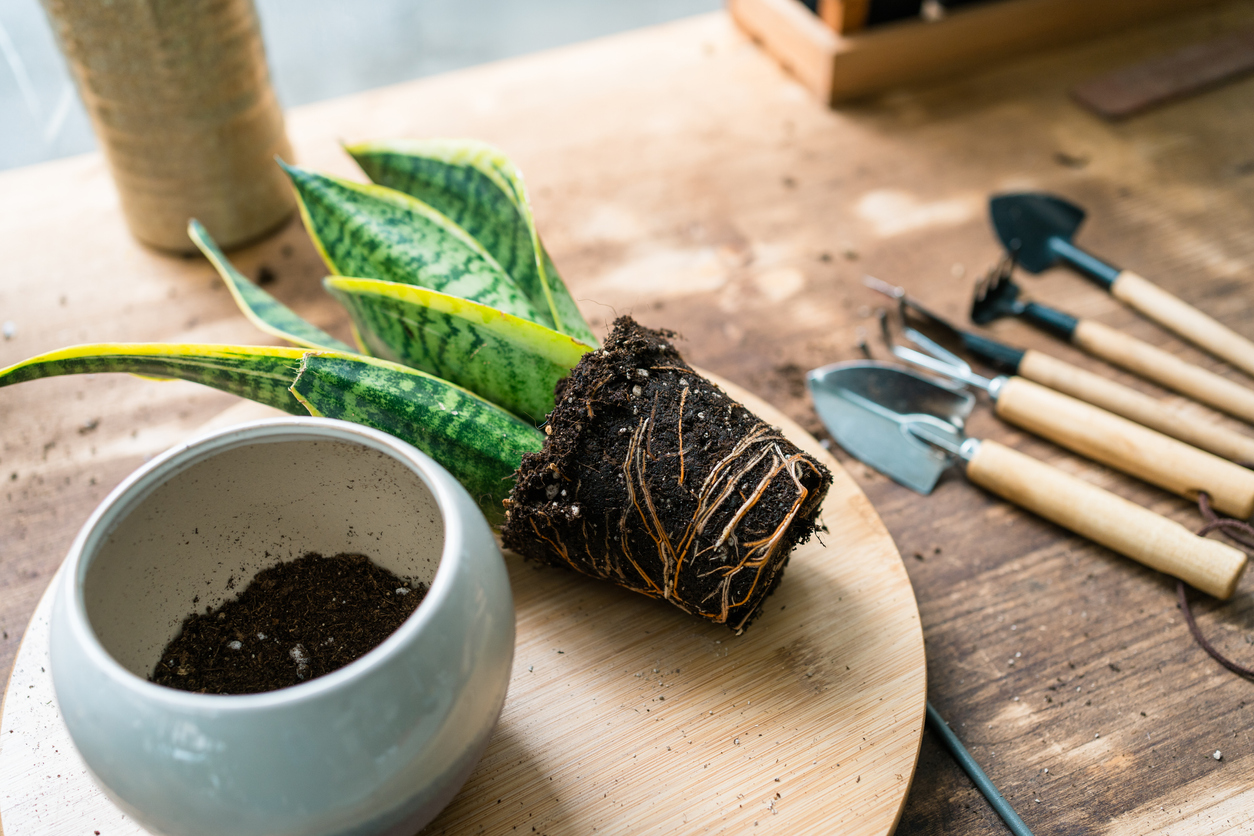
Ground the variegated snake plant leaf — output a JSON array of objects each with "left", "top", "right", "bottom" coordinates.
[{"left": 0, "top": 140, "right": 589, "bottom": 524}]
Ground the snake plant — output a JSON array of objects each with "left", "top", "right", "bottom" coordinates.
[
  {"left": 1, "top": 140, "right": 832, "bottom": 631},
  {"left": 0, "top": 140, "right": 593, "bottom": 525}
]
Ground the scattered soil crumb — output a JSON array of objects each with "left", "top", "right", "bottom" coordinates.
[{"left": 1053, "top": 151, "right": 1090, "bottom": 169}]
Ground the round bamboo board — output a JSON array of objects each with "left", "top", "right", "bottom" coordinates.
[{"left": 0, "top": 377, "right": 926, "bottom": 835}]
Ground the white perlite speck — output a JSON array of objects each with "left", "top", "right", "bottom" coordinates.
[
  {"left": 396, "top": 587, "right": 410, "bottom": 595},
  {"left": 290, "top": 643, "right": 310, "bottom": 680},
  {"left": 226, "top": 640, "right": 242, "bottom": 651},
  {"left": 1213, "top": 750, "right": 1223, "bottom": 761}
]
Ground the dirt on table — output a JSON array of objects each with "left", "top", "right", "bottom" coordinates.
[
  {"left": 151, "top": 552, "right": 427, "bottom": 695},
  {"left": 502, "top": 316, "right": 832, "bottom": 634}
]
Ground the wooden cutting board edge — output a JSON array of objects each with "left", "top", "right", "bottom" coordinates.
[{"left": 0, "top": 375, "right": 926, "bottom": 836}]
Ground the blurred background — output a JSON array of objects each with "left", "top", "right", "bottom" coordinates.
[{"left": 0, "top": 0, "right": 720, "bottom": 172}]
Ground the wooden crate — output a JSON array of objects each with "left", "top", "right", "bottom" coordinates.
[{"left": 728, "top": 0, "right": 1224, "bottom": 104}]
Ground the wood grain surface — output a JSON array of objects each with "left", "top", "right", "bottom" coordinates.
[
  {"left": 0, "top": 385, "right": 925, "bottom": 836},
  {"left": 1071, "top": 27, "right": 1254, "bottom": 119},
  {"left": 3, "top": 4, "right": 1254, "bottom": 833}
]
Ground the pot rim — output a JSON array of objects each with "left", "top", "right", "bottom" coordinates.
[{"left": 59, "top": 416, "right": 474, "bottom": 711}]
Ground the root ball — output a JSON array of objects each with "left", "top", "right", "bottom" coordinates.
[{"left": 502, "top": 317, "right": 832, "bottom": 633}]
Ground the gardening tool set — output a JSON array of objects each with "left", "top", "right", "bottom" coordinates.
[
  {"left": 990, "top": 193, "right": 1254, "bottom": 378},
  {"left": 972, "top": 253, "right": 1254, "bottom": 425},
  {"left": 810, "top": 192, "right": 1254, "bottom": 600}
]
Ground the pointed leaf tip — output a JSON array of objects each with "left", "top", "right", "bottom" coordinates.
[
  {"left": 188, "top": 219, "right": 354, "bottom": 353},
  {"left": 282, "top": 163, "right": 544, "bottom": 324},
  {"left": 347, "top": 139, "right": 598, "bottom": 346},
  {"left": 0, "top": 343, "right": 311, "bottom": 416}
]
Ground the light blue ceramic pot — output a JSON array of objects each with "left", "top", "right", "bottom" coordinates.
[{"left": 49, "top": 417, "right": 514, "bottom": 836}]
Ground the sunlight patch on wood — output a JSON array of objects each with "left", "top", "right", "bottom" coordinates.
[{"left": 855, "top": 189, "right": 978, "bottom": 239}]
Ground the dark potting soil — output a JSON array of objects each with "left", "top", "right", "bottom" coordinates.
[
  {"left": 150, "top": 553, "right": 427, "bottom": 695},
  {"left": 502, "top": 316, "right": 833, "bottom": 634}
]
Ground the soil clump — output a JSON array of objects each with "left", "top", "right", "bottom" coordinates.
[
  {"left": 151, "top": 552, "right": 427, "bottom": 694},
  {"left": 502, "top": 316, "right": 832, "bottom": 633}
]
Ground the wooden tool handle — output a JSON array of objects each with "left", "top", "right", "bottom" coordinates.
[
  {"left": 966, "top": 439, "right": 1247, "bottom": 599},
  {"left": 1112, "top": 270, "right": 1254, "bottom": 380},
  {"left": 1018, "top": 349, "right": 1254, "bottom": 464},
  {"left": 1073, "top": 319, "right": 1254, "bottom": 426},
  {"left": 995, "top": 377, "right": 1254, "bottom": 518}
]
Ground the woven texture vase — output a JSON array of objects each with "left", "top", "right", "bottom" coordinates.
[{"left": 42, "top": 0, "right": 295, "bottom": 252}]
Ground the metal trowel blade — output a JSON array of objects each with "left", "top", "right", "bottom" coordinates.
[
  {"left": 989, "top": 192, "right": 1086, "bottom": 273},
  {"left": 806, "top": 361, "right": 975, "bottom": 495}
]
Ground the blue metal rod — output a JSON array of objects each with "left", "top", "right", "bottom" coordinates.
[{"left": 926, "top": 701, "right": 1036, "bottom": 836}]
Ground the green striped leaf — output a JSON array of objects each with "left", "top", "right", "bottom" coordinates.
[
  {"left": 188, "top": 220, "right": 355, "bottom": 353},
  {"left": 325, "top": 276, "right": 591, "bottom": 423},
  {"left": 281, "top": 161, "right": 544, "bottom": 325},
  {"left": 292, "top": 352, "right": 543, "bottom": 523},
  {"left": 0, "top": 342, "right": 542, "bottom": 524},
  {"left": 0, "top": 344, "right": 311, "bottom": 415},
  {"left": 346, "top": 139, "right": 598, "bottom": 346}
]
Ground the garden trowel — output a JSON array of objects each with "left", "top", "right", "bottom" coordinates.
[
  {"left": 807, "top": 360, "right": 1247, "bottom": 599},
  {"left": 990, "top": 192, "right": 1254, "bottom": 379},
  {"left": 869, "top": 299, "right": 1254, "bottom": 519}
]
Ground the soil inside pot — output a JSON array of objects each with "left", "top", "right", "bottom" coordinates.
[{"left": 150, "top": 552, "right": 428, "bottom": 694}]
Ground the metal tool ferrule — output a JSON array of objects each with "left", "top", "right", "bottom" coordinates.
[
  {"left": 1021, "top": 301, "right": 1079, "bottom": 340},
  {"left": 1050, "top": 237, "right": 1122, "bottom": 289}
]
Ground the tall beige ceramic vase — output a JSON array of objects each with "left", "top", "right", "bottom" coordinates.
[{"left": 42, "top": 0, "right": 295, "bottom": 252}]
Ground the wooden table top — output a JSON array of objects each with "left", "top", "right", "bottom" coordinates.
[{"left": 3, "top": 4, "right": 1254, "bottom": 833}]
